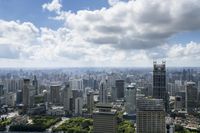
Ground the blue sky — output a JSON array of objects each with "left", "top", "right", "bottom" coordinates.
[
  {"left": 0, "top": 0, "right": 200, "bottom": 67},
  {"left": 0, "top": 0, "right": 109, "bottom": 28}
]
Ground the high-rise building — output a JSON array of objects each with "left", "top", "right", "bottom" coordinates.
[
  {"left": 137, "top": 98, "right": 165, "bottom": 133},
  {"left": 87, "top": 91, "right": 94, "bottom": 114},
  {"left": 75, "top": 97, "right": 83, "bottom": 115},
  {"left": 6, "top": 92, "right": 16, "bottom": 107},
  {"left": 99, "top": 79, "right": 108, "bottom": 103},
  {"left": 185, "top": 82, "right": 197, "bottom": 114},
  {"left": 125, "top": 83, "right": 136, "bottom": 114},
  {"left": 32, "top": 75, "right": 38, "bottom": 95},
  {"left": 115, "top": 80, "right": 124, "bottom": 99},
  {"left": 174, "top": 96, "right": 182, "bottom": 111},
  {"left": 50, "top": 85, "right": 61, "bottom": 105},
  {"left": 93, "top": 103, "right": 117, "bottom": 133},
  {"left": 22, "top": 79, "right": 30, "bottom": 108},
  {"left": 63, "top": 82, "right": 72, "bottom": 113},
  {"left": 153, "top": 61, "right": 168, "bottom": 111},
  {"left": 0, "top": 84, "right": 4, "bottom": 97}
]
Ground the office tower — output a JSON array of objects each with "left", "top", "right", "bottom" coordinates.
[
  {"left": 63, "top": 82, "right": 72, "bottom": 113},
  {"left": 75, "top": 97, "right": 83, "bottom": 115},
  {"left": 125, "top": 83, "right": 136, "bottom": 114},
  {"left": 111, "top": 87, "right": 117, "bottom": 102},
  {"left": 137, "top": 98, "right": 165, "bottom": 133},
  {"left": 6, "top": 92, "right": 16, "bottom": 107},
  {"left": 32, "top": 75, "right": 38, "bottom": 95},
  {"left": 93, "top": 103, "right": 117, "bottom": 133},
  {"left": 175, "top": 96, "right": 182, "bottom": 111},
  {"left": 69, "top": 79, "right": 83, "bottom": 90},
  {"left": 87, "top": 91, "right": 94, "bottom": 114},
  {"left": 99, "top": 79, "right": 108, "bottom": 103},
  {"left": 29, "top": 85, "right": 36, "bottom": 107},
  {"left": 16, "top": 90, "right": 22, "bottom": 104},
  {"left": 0, "top": 84, "right": 4, "bottom": 97},
  {"left": 185, "top": 82, "right": 197, "bottom": 114},
  {"left": 115, "top": 79, "right": 124, "bottom": 99},
  {"left": 175, "top": 91, "right": 186, "bottom": 109},
  {"left": 50, "top": 85, "right": 61, "bottom": 105},
  {"left": 153, "top": 61, "right": 168, "bottom": 111},
  {"left": 22, "top": 79, "right": 30, "bottom": 108}
]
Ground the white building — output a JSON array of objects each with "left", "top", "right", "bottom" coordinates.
[
  {"left": 99, "top": 79, "right": 108, "bottom": 103},
  {"left": 125, "top": 83, "right": 136, "bottom": 114}
]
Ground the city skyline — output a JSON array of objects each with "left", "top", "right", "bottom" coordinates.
[{"left": 0, "top": 0, "right": 200, "bottom": 67}]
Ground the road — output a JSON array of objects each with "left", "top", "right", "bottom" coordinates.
[{"left": 47, "top": 117, "right": 69, "bottom": 132}]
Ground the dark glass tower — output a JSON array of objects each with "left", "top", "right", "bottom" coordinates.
[
  {"left": 115, "top": 79, "right": 125, "bottom": 99},
  {"left": 153, "top": 61, "right": 168, "bottom": 111}
]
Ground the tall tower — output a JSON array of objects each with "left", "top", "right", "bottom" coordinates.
[
  {"left": 50, "top": 85, "right": 61, "bottom": 105},
  {"left": 22, "top": 79, "right": 30, "bottom": 108},
  {"left": 186, "top": 82, "right": 197, "bottom": 114},
  {"left": 137, "top": 98, "right": 165, "bottom": 133},
  {"left": 125, "top": 83, "right": 136, "bottom": 114},
  {"left": 115, "top": 80, "right": 125, "bottom": 99},
  {"left": 32, "top": 75, "right": 38, "bottom": 95},
  {"left": 99, "top": 79, "right": 108, "bottom": 103},
  {"left": 87, "top": 91, "right": 94, "bottom": 114},
  {"left": 63, "top": 82, "right": 72, "bottom": 113},
  {"left": 153, "top": 61, "right": 168, "bottom": 111}
]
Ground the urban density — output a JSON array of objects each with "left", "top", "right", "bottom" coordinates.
[
  {"left": 0, "top": 62, "right": 200, "bottom": 133},
  {"left": 0, "top": 0, "right": 200, "bottom": 133}
]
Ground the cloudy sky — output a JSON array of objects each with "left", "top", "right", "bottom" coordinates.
[{"left": 0, "top": 0, "right": 200, "bottom": 67}]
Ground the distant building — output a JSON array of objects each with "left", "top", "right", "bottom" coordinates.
[
  {"left": 125, "top": 83, "right": 136, "bottom": 114},
  {"left": 93, "top": 103, "right": 117, "bottom": 133},
  {"left": 137, "top": 98, "right": 165, "bottom": 133},
  {"left": 75, "top": 97, "right": 83, "bottom": 115},
  {"left": 87, "top": 92, "right": 94, "bottom": 114},
  {"left": 50, "top": 85, "right": 61, "bottom": 105},
  {"left": 185, "top": 82, "right": 197, "bottom": 114},
  {"left": 6, "top": 92, "right": 16, "bottom": 107},
  {"left": 153, "top": 61, "right": 168, "bottom": 111},
  {"left": 115, "top": 80, "right": 125, "bottom": 99},
  {"left": 175, "top": 96, "right": 182, "bottom": 111},
  {"left": 22, "top": 79, "right": 30, "bottom": 108},
  {"left": 63, "top": 82, "right": 72, "bottom": 113},
  {"left": 99, "top": 79, "right": 108, "bottom": 103},
  {"left": 32, "top": 75, "right": 38, "bottom": 95}
]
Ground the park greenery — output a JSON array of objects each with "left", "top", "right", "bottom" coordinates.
[
  {"left": 118, "top": 120, "right": 135, "bottom": 133},
  {"left": 9, "top": 116, "right": 61, "bottom": 132},
  {"left": 0, "top": 118, "right": 11, "bottom": 131},
  {"left": 53, "top": 117, "right": 93, "bottom": 133},
  {"left": 54, "top": 117, "right": 135, "bottom": 133}
]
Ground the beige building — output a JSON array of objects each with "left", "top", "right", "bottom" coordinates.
[
  {"left": 137, "top": 98, "right": 165, "bottom": 133},
  {"left": 93, "top": 103, "right": 117, "bottom": 133}
]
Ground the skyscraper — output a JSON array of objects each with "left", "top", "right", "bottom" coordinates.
[
  {"left": 185, "top": 82, "right": 197, "bottom": 114},
  {"left": 137, "top": 98, "right": 165, "bottom": 133},
  {"left": 22, "top": 79, "right": 30, "bottom": 108},
  {"left": 87, "top": 91, "right": 94, "bottom": 114},
  {"left": 93, "top": 103, "right": 117, "bottom": 133},
  {"left": 32, "top": 75, "right": 38, "bottom": 95},
  {"left": 115, "top": 80, "right": 125, "bottom": 99},
  {"left": 50, "top": 85, "right": 61, "bottom": 105},
  {"left": 125, "top": 83, "right": 136, "bottom": 114},
  {"left": 99, "top": 79, "right": 108, "bottom": 103},
  {"left": 75, "top": 97, "right": 83, "bottom": 115},
  {"left": 63, "top": 82, "right": 72, "bottom": 113},
  {"left": 153, "top": 61, "right": 168, "bottom": 111}
]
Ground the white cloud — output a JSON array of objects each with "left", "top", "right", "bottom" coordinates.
[
  {"left": 42, "top": 0, "right": 62, "bottom": 13},
  {"left": 0, "top": 0, "right": 200, "bottom": 67}
]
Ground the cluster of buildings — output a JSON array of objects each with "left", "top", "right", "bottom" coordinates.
[{"left": 0, "top": 62, "right": 200, "bottom": 133}]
